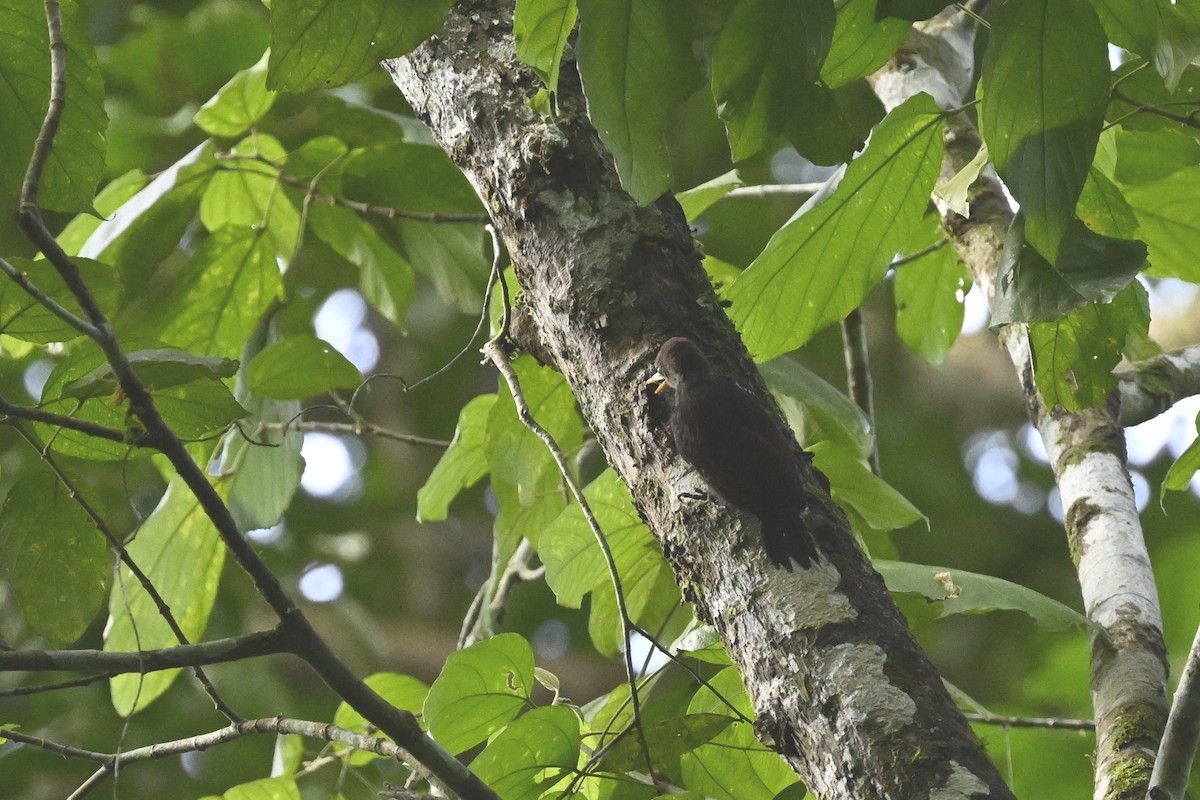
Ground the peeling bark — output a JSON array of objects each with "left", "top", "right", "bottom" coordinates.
[{"left": 384, "top": 2, "right": 1012, "bottom": 798}]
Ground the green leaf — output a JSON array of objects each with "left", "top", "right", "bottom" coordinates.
[
  {"left": 875, "top": 560, "right": 1093, "bottom": 632},
  {"left": 821, "top": 0, "right": 911, "bottom": 88},
  {"left": 223, "top": 326, "right": 305, "bottom": 532},
  {"left": 1077, "top": 167, "right": 1140, "bottom": 240},
  {"left": 934, "top": 143, "right": 988, "bottom": 217},
  {"left": 160, "top": 227, "right": 283, "bottom": 358},
  {"left": 1164, "top": 415, "right": 1200, "bottom": 492},
  {"left": 1028, "top": 282, "right": 1150, "bottom": 411},
  {"left": 710, "top": 0, "right": 834, "bottom": 161},
  {"left": 600, "top": 713, "right": 734, "bottom": 773},
  {"left": 0, "top": 473, "right": 108, "bottom": 644},
  {"left": 760, "top": 357, "right": 874, "bottom": 459},
  {"left": 894, "top": 219, "right": 967, "bottom": 366},
  {"left": 992, "top": 215, "right": 1147, "bottom": 326},
  {"left": 1093, "top": 0, "right": 1164, "bottom": 56},
  {"left": 470, "top": 705, "right": 580, "bottom": 799},
  {"left": 153, "top": 379, "right": 249, "bottom": 438},
  {"left": 677, "top": 170, "right": 743, "bottom": 221},
  {"left": 0, "top": 0, "right": 107, "bottom": 213},
  {"left": 340, "top": 145, "right": 487, "bottom": 313},
  {"left": 486, "top": 356, "right": 583, "bottom": 506},
  {"left": 979, "top": 0, "right": 1109, "bottom": 260},
  {"left": 1123, "top": 167, "right": 1200, "bottom": 281},
  {"left": 424, "top": 632, "right": 535, "bottom": 753},
  {"left": 246, "top": 334, "right": 361, "bottom": 399},
  {"left": 334, "top": 672, "right": 429, "bottom": 764},
  {"left": 267, "top": 0, "right": 457, "bottom": 93},
  {"left": 308, "top": 204, "right": 415, "bottom": 327},
  {"left": 60, "top": 348, "right": 239, "bottom": 399},
  {"left": 223, "top": 777, "right": 300, "bottom": 800},
  {"left": 810, "top": 442, "right": 925, "bottom": 531},
  {"left": 56, "top": 169, "right": 149, "bottom": 257},
  {"left": 200, "top": 135, "right": 300, "bottom": 259},
  {"left": 727, "top": 94, "right": 945, "bottom": 360},
  {"left": 0, "top": 257, "right": 120, "bottom": 343},
  {"left": 107, "top": 475, "right": 226, "bottom": 714},
  {"left": 418, "top": 394, "right": 498, "bottom": 521},
  {"left": 515, "top": 0, "right": 578, "bottom": 95},
  {"left": 576, "top": 0, "right": 704, "bottom": 202},
  {"left": 194, "top": 52, "right": 277, "bottom": 137},
  {"left": 78, "top": 142, "right": 217, "bottom": 293},
  {"left": 1111, "top": 128, "right": 1200, "bottom": 186},
  {"left": 876, "top": 0, "right": 953, "bottom": 21},
  {"left": 683, "top": 667, "right": 801, "bottom": 798},
  {"left": 538, "top": 470, "right": 679, "bottom": 656}
]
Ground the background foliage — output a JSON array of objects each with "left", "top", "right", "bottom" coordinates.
[{"left": 1, "top": 0, "right": 1199, "bottom": 798}]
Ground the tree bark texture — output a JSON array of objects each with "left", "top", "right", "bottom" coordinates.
[
  {"left": 871, "top": 13, "right": 1169, "bottom": 800},
  {"left": 385, "top": 2, "right": 1014, "bottom": 798}
]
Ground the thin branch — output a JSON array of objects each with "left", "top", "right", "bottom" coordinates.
[
  {"left": 0, "top": 629, "right": 289, "bottom": 675},
  {"left": 1148, "top": 623, "right": 1200, "bottom": 799},
  {"left": 215, "top": 154, "right": 490, "bottom": 224},
  {"left": 0, "top": 255, "right": 100, "bottom": 340},
  {"left": 254, "top": 419, "right": 450, "bottom": 448},
  {"left": 723, "top": 183, "right": 826, "bottom": 199},
  {"left": 963, "top": 712, "right": 1095, "bottom": 731},
  {"left": 14, "top": 3, "right": 497, "bottom": 796},
  {"left": 1115, "top": 345, "right": 1200, "bottom": 428},
  {"left": 480, "top": 227, "right": 656, "bottom": 783},
  {"left": 0, "top": 671, "right": 121, "bottom": 697},
  {"left": 628, "top": 623, "right": 752, "bottom": 724},
  {"left": 0, "top": 394, "right": 146, "bottom": 446},
  {"left": 840, "top": 308, "right": 880, "bottom": 475},
  {"left": 1111, "top": 86, "right": 1200, "bottom": 131},
  {"left": 890, "top": 238, "right": 950, "bottom": 269}
]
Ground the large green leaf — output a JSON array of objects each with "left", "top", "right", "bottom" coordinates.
[
  {"left": 486, "top": 356, "right": 583, "bottom": 506},
  {"left": 0, "top": 472, "right": 108, "bottom": 644},
  {"left": 424, "top": 632, "right": 535, "bottom": 753},
  {"left": 1123, "top": 167, "right": 1200, "bottom": 281},
  {"left": 223, "top": 777, "right": 299, "bottom": 800},
  {"left": 308, "top": 203, "right": 415, "bottom": 328},
  {"left": 760, "top": 357, "right": 874, "bottom": 459},
  {"left": 810, "top": 442, "right": 925, "bottom": 532},
  {"left": 160, "top": 227, "right": 283, "bottom": 358},
  {"left": 418, "top": 393, "right": 497, "bottom": 521},
  {"left": 470, "top": 705, "right": 580, "bottom": 799},
  {"left": 821, "top": 0, "right": 910, "bottom": 88},
  {"left": 60, "top": 348, "right": 239, "bottom": 399},
  {"left": 0, "top": 0, "right": 107, "bottom": 213},
  {"left": 979, "top": 0, "right": 1109, "bottom": 261},
  {"left": 726, "top": 94, "right": 945, "bottom": 360},
  {"left": 267, "top": 0, "right": 457, "bottom": 93},
  {"left": 538, "top": 469, "right": 680, "bottom": 656},
  {"left": 1028, "top": 282, "right": 1150, "bottom": 412},
  {"left": 515, "top": 0, "right": 578, "bottom": 95},
  {"left": 78, "top": 142, "right": 217, "bottom": 293},
  {"left": 1164, "top": 414, "right": 1200, "bottom": 493},
  {"left": 600, "top": 713, "right": 734, "bottom": 774},
  {"left": 1093, "top": 0, "right": 1164, "bottom": 57},
  {"left": 56, "top": 170, "right": 148, "bottom": 257},
  {"left": 894, "top": 219, "right": 968, "bottom": 366},
  {"left": 576, "top": 0, "right": 704, "bottom": 203},
  {"left": 194, "top": 52, "right": 277, "bottom": 138},
  {"left": 710, "top": 0, "right": 834, "bottom": 161},
  {"left": 106, "top": 475, "right": 226, "bottom": 714},
  {"left": 683, "top": 667, "right": 802, "bottom": 799},
  {"left": 0, "top": 257, "right": 120, "bottom": 343},
  {"left": 334, "top": 671, "right": 429, "bottom": 765},
  {"left": 246, "top": 334, "right": 361, "bottom": 399},
  {"left": 875, "top": 560, "right": 1093, "bottom": 632},
  {"left": 200, "top": 135, "right": 299, "bottom": 260}
]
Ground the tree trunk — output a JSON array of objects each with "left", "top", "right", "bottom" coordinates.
[{"left": 385, "top": 1, "right": 1014, "bottom": 798}]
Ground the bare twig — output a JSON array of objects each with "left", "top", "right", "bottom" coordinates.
[
  {"left": 255, "top": 419, "right": 450, "bottom": 448},
  {"left": 963, "top": 712, "right": 1095, "bottom": 731}
]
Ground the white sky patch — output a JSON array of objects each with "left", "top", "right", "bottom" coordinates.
[
  {"left": 299, "top": 562, "right": 344, "bottom": 603},
  {"left": 629, "top": 629, "right": 669, "bottom": 675},
  {"left": 315, "top": 288, "right": 380, "bottom": 373},
  {"left": 960, "top": 284, "right": 990, "bottom": 335},
  {"left": 301, "top": 433, "right": 354, "bottom": 497}
]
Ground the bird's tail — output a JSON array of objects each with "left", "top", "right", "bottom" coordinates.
[{"left": 760, "top": 509, "right": 819, "bottom": 571}]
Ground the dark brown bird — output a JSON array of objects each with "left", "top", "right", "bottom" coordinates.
[{"left": 647, "top": 337, "right": 818, "bottom": 570}]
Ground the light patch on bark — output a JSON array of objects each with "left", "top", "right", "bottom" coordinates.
[
  {"left": 930, "top": 761, "right": 991, "bottom": 800},
  {"left": 815, "top": 643, "right": 918, "bottom": 732}
]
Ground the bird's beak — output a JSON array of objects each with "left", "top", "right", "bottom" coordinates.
[{"left": 645, "top": 371, "right": 669, "bottom": 394}]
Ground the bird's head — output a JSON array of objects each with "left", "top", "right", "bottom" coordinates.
[{"left": 645, "top": 337, "right": 713, "bottom": 394}]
